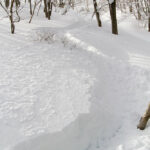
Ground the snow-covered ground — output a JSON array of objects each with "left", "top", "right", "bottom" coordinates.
[{"left": 0, "top": 8, "right": 150, "bottom": 150}]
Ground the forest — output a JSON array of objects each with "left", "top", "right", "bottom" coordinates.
[
  {"left": 0, "top": 0, "right": 150, "bottom": 150},
  {"left": 0, "top": 0, "right": 149, "bottom": 33}
]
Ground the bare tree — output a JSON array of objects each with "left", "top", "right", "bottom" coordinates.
[
  {"left": 137, "top": 103, "right": 150, "bottom": 130},
  {"left": 117, "top": 0, "right": 150, "bottom": 32},
  {"left": 93, "top": 0, "right": 102, "bottom": 27},
  {"left": 109, "top": 0, "right": 118, "bottom": 34},
  {"left": 5, "top": 0, "right": 9, "bottom": 8},
  {"left": 29, "top": 0, "right": 42, "bottom": 23},
  {"left": 47, "top": 0, "right": 53, "bottom": 20},
  {"left": 148, "top": 1, "right": 150, "bottom": 32},
  {"left": 43, "top": 0, "right": 48, "bottom": 17},
  {"left": 0, "top": 0, "right": 16, "bottom": 33},
  {"left": 28, "top": 0, "right": 32, "bottom": 15},
  {"left": 10, "top": 0, "right": 15, "bottom": 33}
]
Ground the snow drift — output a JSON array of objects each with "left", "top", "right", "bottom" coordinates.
[{"left": 10, "top": 54, "right": 150, "bottom": 150}]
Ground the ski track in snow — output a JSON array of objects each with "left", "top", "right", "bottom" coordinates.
[{"left": 0, "top": 11, "right": 150, "bottom": 150}]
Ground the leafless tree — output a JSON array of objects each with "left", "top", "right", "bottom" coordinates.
[
  {"left": 109, "top": 0, "right": 118, "bottom": 34},
  {"left": 137, "top": 103, "right": 150, "bottom": 130},
  {"left": 0, "top": 0, "right": 16, "bottom": 33},
  {"left": 93, "top": 0, "right": 102, "bottom": 27}
]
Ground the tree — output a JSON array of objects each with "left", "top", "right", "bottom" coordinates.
[
  {"left": 93, "top": 0, "right": 102, "bottom": 27},
  {"left": 137, "top": 103, "right": 150, "bottom": 130},
  {"left": 29, "top": 0, "right": 42, "bottom": 23},
  {"left": 0, "top": 0, "right": 16, "bottom": 33},
  {"left": 109, "top": 0, "right": 118, "bottom": 34},
  {"left": 10, "top": 0, "right": 15, "bottom": 33},
  {"left": 117, "top": 0, "right": 150, "bottom": 32},
  {"left": 148, "top": 15, "right": 150, "bottom": 32},
  {"left": 43, "top": 0, "right": 53, "bottom": 20},
  {"left": 28, "top": 0, "right": 33, "bottom": 15},
  {"left": 44, "top": 0, "right": 48, "bottom": 17},
  {"left": 148, "top": 1, "right": 150, "bottom": 32},
  {"left": 47, "top": 0, "right": 53, "bottom": 20},
  {"left": 5, "top": 0, "right": 9, "bottom": 8}
]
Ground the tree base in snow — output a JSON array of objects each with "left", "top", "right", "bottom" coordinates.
[{"left": 137, "top": 117, "right": 149, "bottom": 130}]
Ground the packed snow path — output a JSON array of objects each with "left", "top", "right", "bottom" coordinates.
[{"left": 0, "top": 12, "right": 150, "bottom": 150}]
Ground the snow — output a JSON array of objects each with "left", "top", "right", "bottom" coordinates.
[
  {"left": 0, "top": 8, "right": 150, "bottom": 150},
  {"left": 108, "top": 0, "right": 114, "bottom": 4}
]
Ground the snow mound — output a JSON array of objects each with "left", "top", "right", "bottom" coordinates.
[{"left": 10, "top": 55, "right": 150, "bottom": 150}]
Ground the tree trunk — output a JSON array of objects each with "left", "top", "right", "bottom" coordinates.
[
  {"left": 10, "top": 0, "right": 15, "bottom": 34},
  {"left": 5, "top": 0, "right": 10, "bottom": 8},
  {"left": 15, "top": 0, "right": 20, "bottom": 7},
  {"left": 93, "top": 0, "right": 102, "bottom": 27},
  {"left": 148, "top": 17, "right": 150, "bottom": 32},
  {"left": 137, "top": 103, "right": 150, "bottom": 130},
  {"left": 135, "top": 0, "right": 141, "bottom": 20},
  {"left": 109, "top": 0, "right": 118, "bottom": 34},
  {"left": 148, "top": 5, "right": 150, "bottom": 32},
  {"left": 44, "top": 0, "right": 48, "bottom": 18},
  {"left": 28, "top": 0, "right": 32, "bottom": 15},
  {"left": 47, "top": 0, "right": 52, "bottom": 20},
  {"left": 129, "top": 0, "right": 133, "bottom": 13}
]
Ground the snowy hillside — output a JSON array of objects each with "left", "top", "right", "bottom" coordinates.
[{"left": 0, "top": 4, "right": 150, "bottom": 150}]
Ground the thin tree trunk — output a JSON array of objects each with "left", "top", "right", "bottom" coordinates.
[
  {"left": 148, "top": 4, "right": 150, "bottom": 32},
  {"left": 93, "top": 0, "right": 102, "bottom": 27},
  {"left": 136, "top": 0, "right": 141, "bottom": 20},
  {"left": 29, "top": 0, "right": 32, "bottom": 15},
  {"left": 129, "top": 0, "right": 133, "bottom": 13},
  {"left": 148, "top": 15, "right": 150, "bottom": 32},
  {"left": 10, "top": 0, "right": 15, "bottom": 34}
]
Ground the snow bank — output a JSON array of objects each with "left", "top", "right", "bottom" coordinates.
[{"left": 10, "top": 53, "right": 150, "bottom": 150}]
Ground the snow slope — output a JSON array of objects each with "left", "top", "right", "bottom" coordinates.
[{"left": 0, "top": 9, "right": 150, "bottom": 150}]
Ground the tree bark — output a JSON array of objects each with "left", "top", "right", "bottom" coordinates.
[
  {"left": 47, "top": 0, "right": 52, "bottom": 20},
  {"left": 44, "top": 0, "right": 48, "bottom": 18},
  {"left": 28, "top": 0, "right": 32, "bottom": 15},
  {"left": 148, "top": 4, "right": 150, "bottom": 32},
  {"left": 148, "top": 17, "right": 150, "bottom": 32},
  {"left": 10, "top": 0, "right": 15, "bottom": 34},
  {"left": 5, "top": 0, "right": 10, "bottom": 8},
  {"left": 109, "top": 0, "right": 118, "bottom": 34},
  {"left": 137, "top": 103, "right": 150, "bottom": 130},
  {"left": 93, "top": 0, "right": 102, "bottom": 27}
]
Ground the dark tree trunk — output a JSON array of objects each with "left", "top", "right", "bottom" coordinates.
[
  {"left": 109, "top": 0, "right": 118, "bottom": 34},
  {"left": 93, "top": 0, "right": 102, "bottom": 27},
  {"left": 44, "top": 0, "right": 48, "bottom": 18},
  {"left": 59, "top": 0, "right": 64, "bottom": 7},
  {"left": 148, "top": 6, "right": 150, "bottom": 32},
  {"left": 129, "top": 0, "right": 133, "bottom": 13},
  {"left": 10, "top": 0, "right": 15, "bottom": 34},
  {"left": 47, "top": 0, "right": 52, "bottom": 20},
  {"left": 15, "top": 0, "right": 20, "bottom": 7},
  {"left": 148, "top": 15, "right": 150, "bottom": 32},
  {"left": 5, "top": 0, "right": 10, "bottom": 8},
  {"left": 28, "top": 0, "right": 32, "bottom": 15}
]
